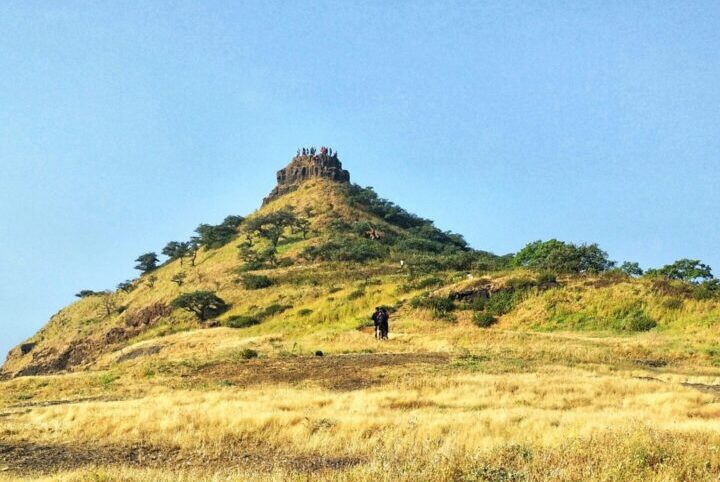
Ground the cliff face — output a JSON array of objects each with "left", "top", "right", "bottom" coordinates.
[{"left": 264, "top": 151, "right": 350, "bottom": 205}]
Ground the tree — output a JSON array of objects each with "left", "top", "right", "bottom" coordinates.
[
  {"left": 172, "top": 291, "right": 229, "bottom": 322},
  {"left": 244, "top": 209, "right": 297, "bottom": 248},
  {"left": 195, "top": 215, "right": 244, "bottom": 249},
  {"left": 134, "top": 252, "right": 159, "bottom": 274},
  {"left": 162, "top": 241, "right": 190, "bottom": 265},
  {"left": 145, "top": 275, "right": 158, "bottom": 288},
  {"left": 513, "top": 240, "right": 613, "bottom": 274},
  {"left": 618, "top": 261, "right": 643, "bottom": 277},
  {"left": 238, "top": 240, "right": 276, "bottom": 270},
  {"left": 648, "top": 259, "right": 713, "bottom": 284},
  {"left": 171, "top": 271, "right": 186, "bottom": 287},
  {"left": 100, "top": 291, "right": 117, "bottom": 318},
  {"left": 187, "top": 237, "right": 200, "bottom": 266},
  {"left": 117, "top": 280, "right": 136, "bottom": 293},
  {"left": 294, "top": 218, "right": 311, "bottom": 239},
  {"left": 75, "top": 290, "right": 102, "bottom": 298}
]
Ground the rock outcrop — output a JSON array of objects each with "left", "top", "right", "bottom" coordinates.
[{"left": 264, "top": 148, "right": 350, "bottom": 205}]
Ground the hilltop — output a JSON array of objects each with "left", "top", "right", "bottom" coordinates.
[{"left": 3, "top": 149, "right": 720, "bottom": 481}]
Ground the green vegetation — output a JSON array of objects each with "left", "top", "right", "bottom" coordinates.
[
  {"left": 514, "top": 239, "right": 613, "bottom": 274},
  {"left": 171, "top": 291, "right": 229, "bottom": 322},
  {"left": 647, "top": 258, "right": 714, "bottom": 283},
  {"left": 224, "top": 315, "right": 260, "bottom": 329},
  {"left": 472, "top": 311, "right": 497, "bottom": 328},
  {"left": 75, "top": 290, "right": 103, "bottom": 298},
  {"left": 195, "top": 215, "right": 244, "bottom": 249},
  {"left": 134, "top": 252, "right": 159, "bottom": 274},
  {"left": 239, "top": 274, "right": 273, "bottom": 290}
]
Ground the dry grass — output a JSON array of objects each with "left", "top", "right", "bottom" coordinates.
[{"left": 3, "top": 328, "right": 720, "bottom": 480}]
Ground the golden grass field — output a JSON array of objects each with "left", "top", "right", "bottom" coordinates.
[{"left": 3, "top": 322, "right": 720, "bottom": 481}]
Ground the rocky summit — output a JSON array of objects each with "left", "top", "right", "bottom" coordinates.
[{"left": 263, "top": 146, "right": 350, "bottom": 205}]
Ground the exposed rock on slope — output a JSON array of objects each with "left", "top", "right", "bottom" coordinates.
[{"left": 264, "top": 147, "right": 349, "bottom": 204}]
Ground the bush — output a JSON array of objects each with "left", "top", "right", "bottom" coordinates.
[
  {"left": 237, "top": 348, "right": 258, "bottom": 360},
  {"left": 612, "top": 304, "right": 657, "bottom": 332},
  {"left": 485, "top": 291, "right": 517, "bottom": 316},
  {"left": 624, "top": 313, "right": 657, "bottom": 332},
  {"left": 257, "top": 303, "right": 291, "bottom": 319},
  {"left": 225, "top": 315, "right": 261, "bottom": 329},
  {"left": 240, "top": 274, "right": 273, "bottom": 290},
  {"left": 411, "top": 296, "right": 455, "bottom": 319},
  {"left": 297, "top": 308, "right": 313, "bottom": 317},
  {"left": 472, "top": 311, "right": 497, "bottom": 328}
]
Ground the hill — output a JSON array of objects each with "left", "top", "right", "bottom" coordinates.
[{"left": 3, "top": 150, "right": 720, "bottom": 481}]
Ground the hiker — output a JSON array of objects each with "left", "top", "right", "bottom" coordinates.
[
  {"left": 372, "top": 307, "right": 383, "bottom": 339},
  {"left": 379, "top": 308, "right": 389, "bottom": 340}
]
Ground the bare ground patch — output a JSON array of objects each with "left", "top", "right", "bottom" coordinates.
[
  {"left": 0, "top": 441, "right": 363, "bottom": 476},
  {"left": 193, "top": 352, "right": 450, "bottom": 390}
]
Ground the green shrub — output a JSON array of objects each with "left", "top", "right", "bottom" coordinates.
[
  {"left": 472, "top": 312, "right": 497, "bottom": 328},
  {"left": 297, "top": 308, "right": 313, "bottom": 317},
  {"left": 427, "top": 297, "right": 455, "bottom": 317},
  {"left": 237, "top": 348, "right": 258, "bottom": 360},
  {"left": 257, "top": 303, "right": 291, "bottom": 319},
  {"left": 485, "top": 291, "right": 517, "bottom": 316},
  {"left": 612, "top": 304, "right": 657, "bottom": 332},
  {"left": 225, "top": 315, "right": 261, "bottom": 328},
  {"left": 624, "top": 313, "right": 657, "bottom": 332},
  {"left": 240, "top": 274, "right": 273, "bottom": 290}
]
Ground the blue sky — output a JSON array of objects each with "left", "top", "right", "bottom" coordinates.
[{"left": 1, "top": 1, "right": 719, "bottom": 358}]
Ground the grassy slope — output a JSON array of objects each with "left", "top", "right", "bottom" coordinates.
[
  {"left": 4, "top": 179, "right": 720, "bottom": 479},
  {"left": 4, "top": 178, "right": 720, "bottom": 376}
]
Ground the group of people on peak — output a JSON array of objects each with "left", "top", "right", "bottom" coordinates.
[
  {"left": 371, "top": 307, "right": 390, "bottom": 340},
  {"left": 296, "top": 146, "right": 337, "bottom": 158}
]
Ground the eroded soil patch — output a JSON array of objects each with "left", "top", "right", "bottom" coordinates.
[
  {"left": 194, "top": 352, "right": 449, "bottom": 390},
  {"left": 0, "top": 441, "right": 362, "bottom": 476}
]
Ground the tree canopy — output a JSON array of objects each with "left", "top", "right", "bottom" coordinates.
[
  {"left": 195, "top": 215, "right": 244, "bottom": 249},
  {"left": 134, "top": 252, "right": 160, "bottom": 274},
  {"left": 513, "top": 239, "right": 613, "bottom": 274},
  {"left": 647, "top": 259, "right": 714, "bottom": 283},
  {"left": 171, "top": 291, "right": 229, "bottom": 322}
]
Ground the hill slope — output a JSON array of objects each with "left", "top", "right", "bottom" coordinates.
[{"left": 4, "top": 154, "right": 720, "bottom": 379}]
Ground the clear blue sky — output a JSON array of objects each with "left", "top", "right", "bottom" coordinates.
[{"left": 1, "top": 1, "right": 719, "bottom": 358}]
